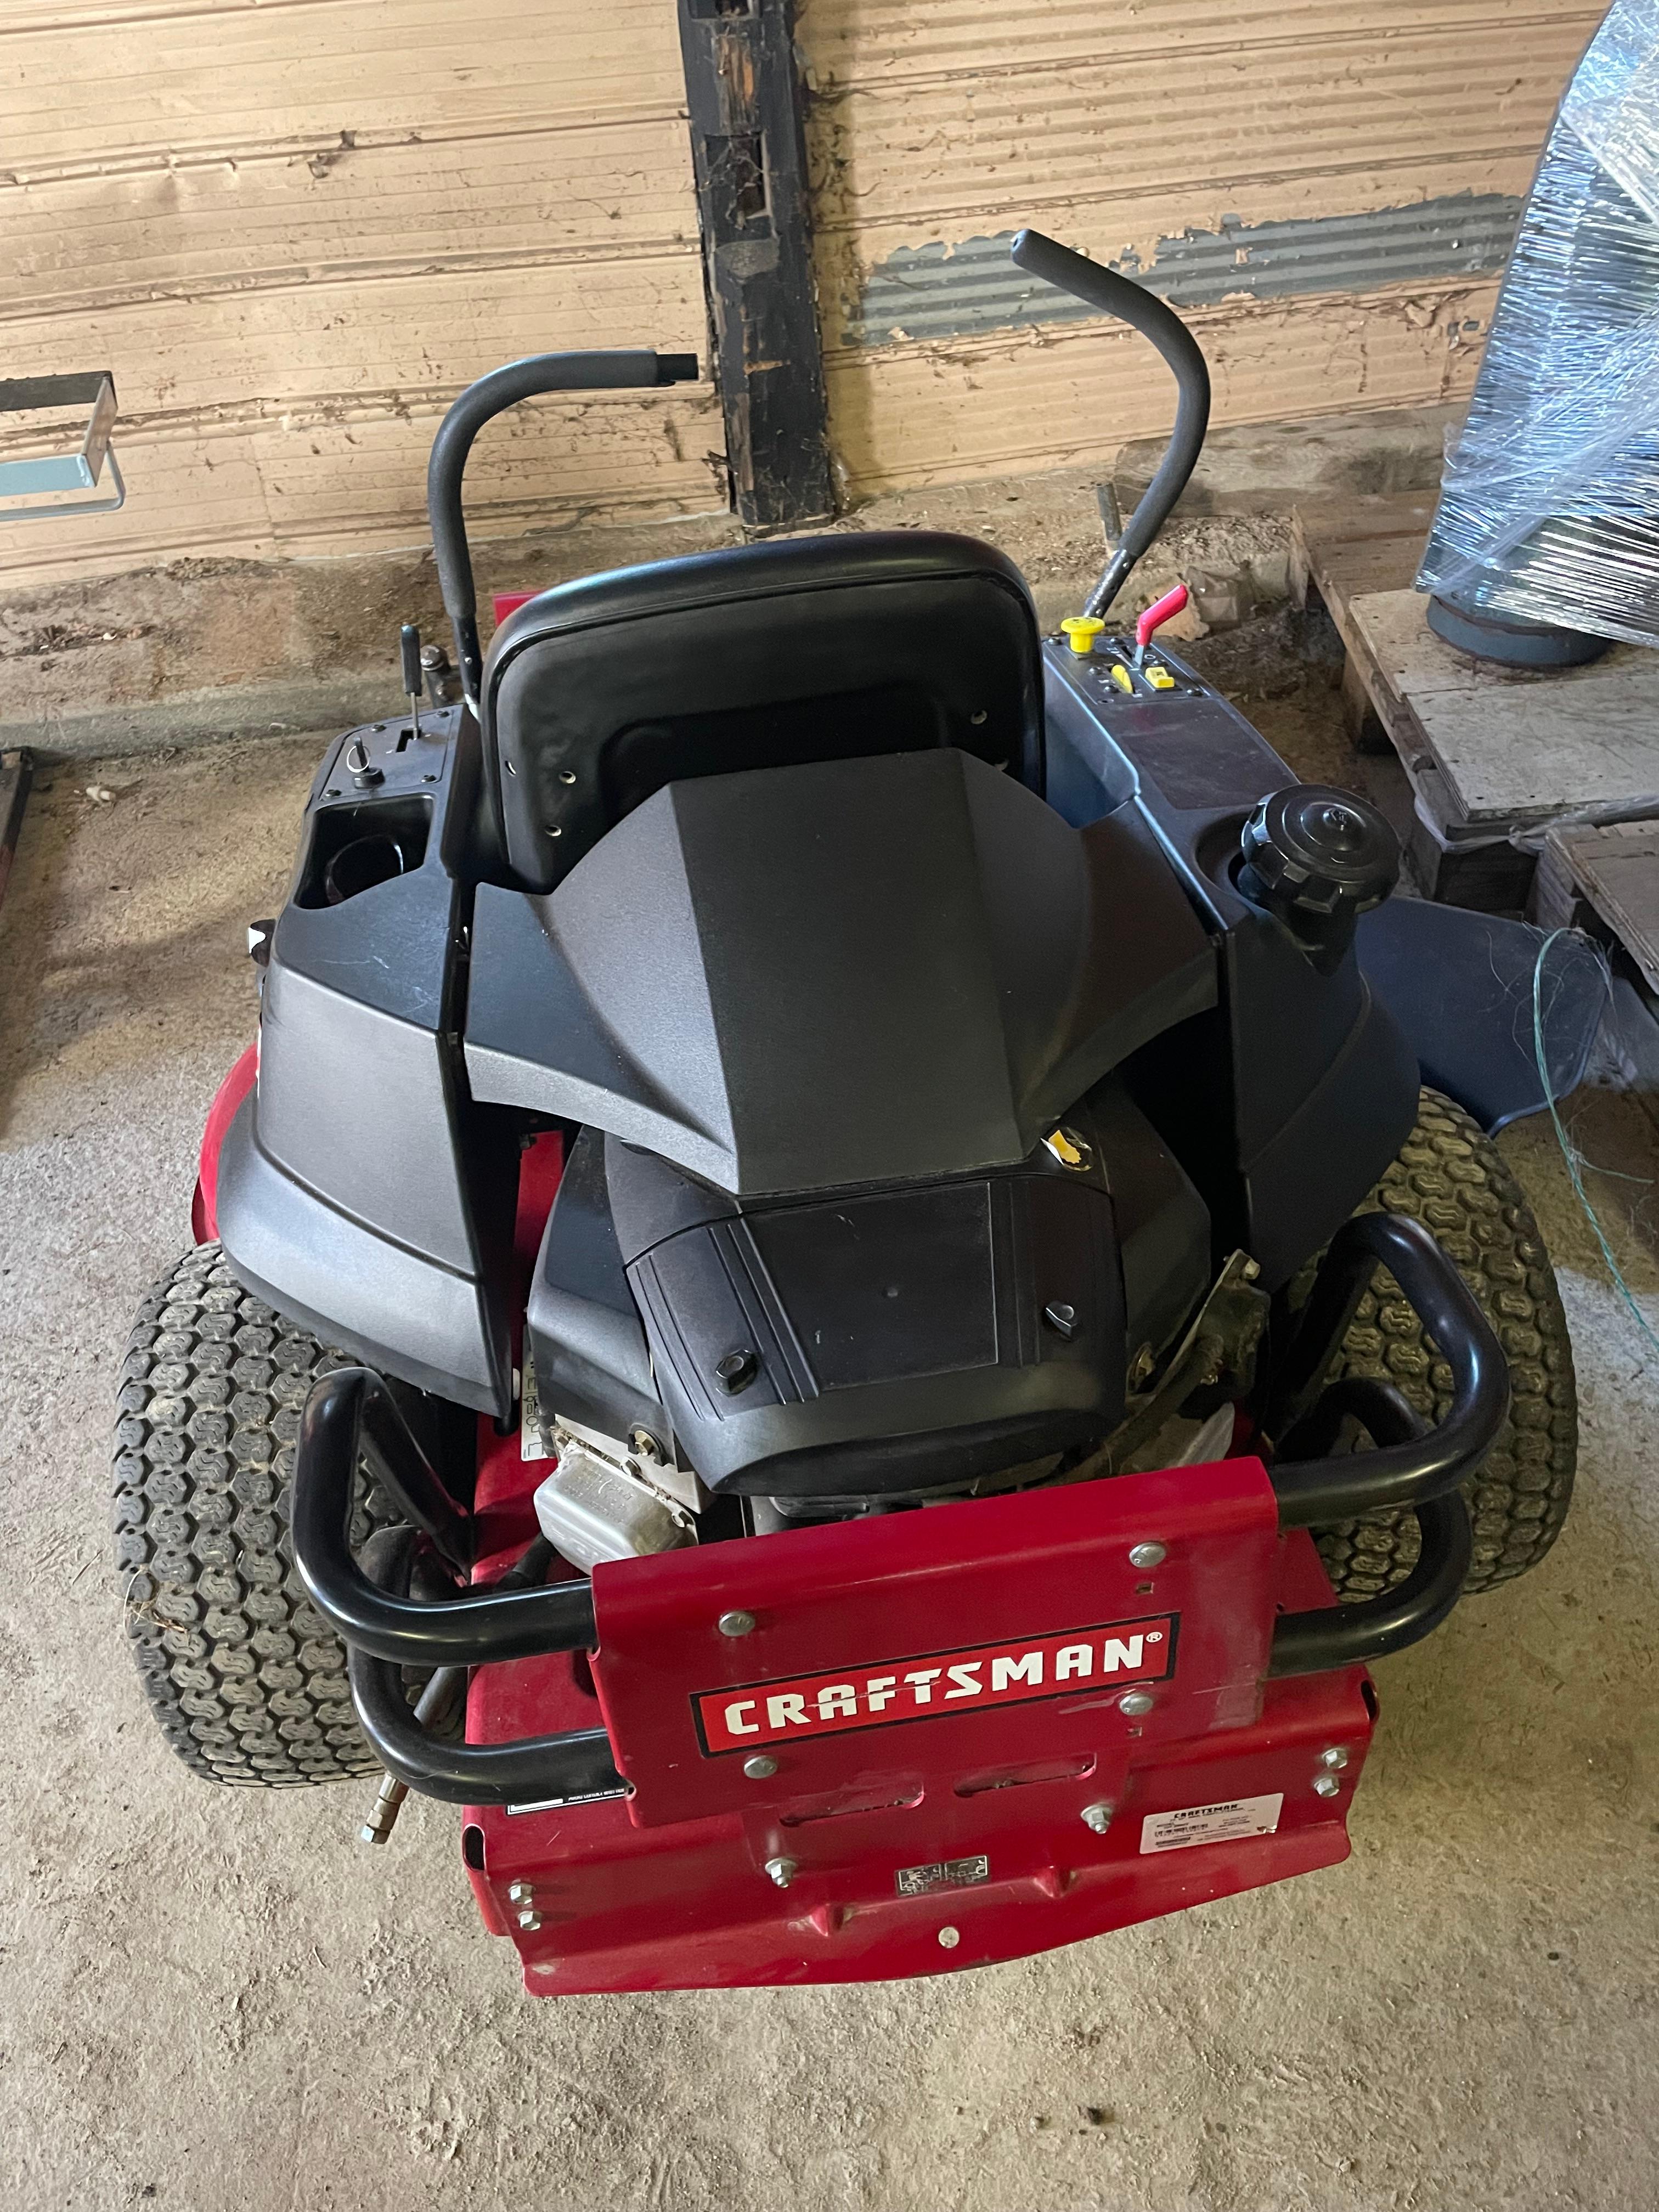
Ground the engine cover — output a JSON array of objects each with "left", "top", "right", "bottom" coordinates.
[
  {"left": 526, "top": 1075, "right": 1213, "bottom": 1501},
  {"left": 603, "top": 1143, "right": 1120, "bottom": 1497}
]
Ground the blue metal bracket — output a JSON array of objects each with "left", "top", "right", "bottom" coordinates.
[{"left": 0, "top": 372, "right": 124, "bottom": 518}]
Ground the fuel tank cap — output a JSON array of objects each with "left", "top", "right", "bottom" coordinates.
[{"left": 1239, "top": 785, "right": 1400, "bottom": 922}]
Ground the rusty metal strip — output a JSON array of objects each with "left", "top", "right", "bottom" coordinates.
[
  {"left": 0, "top": 748, "right": 33, "bottom": 918},
  {"left": 678, "top": 0, "right": 833, "bottom": 527}
]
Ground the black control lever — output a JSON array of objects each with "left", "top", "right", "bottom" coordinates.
[
  {"left": 399, "top": 622, "right": 422, "bottom": 741},
  {"left": 1009, "top": 230, "right": 1210, "bottom": 619}
]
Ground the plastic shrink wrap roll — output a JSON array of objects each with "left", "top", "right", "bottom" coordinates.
[{"left": 1420, "top": 2, "right": 1659, "bottom": 650}]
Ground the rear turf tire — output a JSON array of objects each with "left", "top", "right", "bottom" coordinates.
[
  {"left": 112, "top": 1243, "right": 396, "bottom": 1786},
  {"left": 1310, "top": 1089, "right": 1578, "bottom": 1600}
]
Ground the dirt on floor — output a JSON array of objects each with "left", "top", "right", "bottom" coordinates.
[
  {"left": 7, "top": 398, "right": 1459, "bottom": 760},
  {"left": 3, "top": 461, "right": 1292, "bottom": 757},
  {"left": 2, "top": 656, "right": 1657, "bottom": 2211}
]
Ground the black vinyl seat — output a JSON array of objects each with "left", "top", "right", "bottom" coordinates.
[{"left": 480, "top": 529, "right": 1044, "bottom": 891}]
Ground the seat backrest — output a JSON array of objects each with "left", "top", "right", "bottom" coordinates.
[{"left": 481, "top": 530, "right": 1043, "bottom": 891}]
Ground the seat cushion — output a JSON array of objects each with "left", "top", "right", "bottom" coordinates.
[{"left": 481, "top": 529, "right": 1043, "bottom": 890}]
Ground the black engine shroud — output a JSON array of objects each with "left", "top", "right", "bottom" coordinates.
[{"left": 216, "top": 531, "right": 1419, "bottom": 1498}]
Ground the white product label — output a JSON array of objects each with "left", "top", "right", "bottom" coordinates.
[
  {"left": 1139, "top": 1792, "right": 1283, "bottom": 1854},
  {"left": 505, "top": 1784, "right": 627, "bottom": 1815}
]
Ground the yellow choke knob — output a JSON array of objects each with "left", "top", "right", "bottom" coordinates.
[{"left": 1060, "top": 616, "right": 1105, "bottom": 656}]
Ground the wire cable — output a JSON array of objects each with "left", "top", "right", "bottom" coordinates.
[{"left": 1532, "top": 927, "right": 1659, "bottom": 1362}]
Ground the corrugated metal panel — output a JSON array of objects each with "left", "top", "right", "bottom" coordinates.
[
  {"left": 849, "top": 195, "right": 1523, "bottom": 345},
  {"left": 799, "top": 0, "right": 1599, "bottom": 492}
]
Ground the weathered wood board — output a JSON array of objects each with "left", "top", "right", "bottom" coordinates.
[
  {"left": 1293, "top": 496, "right": 1438, "bottom": 617},
  {"left": 0, "top": 2, "right": 1613, "bottom": 573},
  {"left": 801, "top": 2, "right": 1601, "bottom": 497},
  {"left": 1536, "top": 822, "right": 1659, "bottom": 995},
  {"left": 1347, "top": 592, "right": 1659, "bottom": 830},
  {"left": 1294, "top": 492, "right": 1659, "bottom": 908},
  {"left": 1293, "top": 494, "right": 1440, "bottom": 759},
  {"left": 0, "top": 0, "right": 718, "bottom": 584}
]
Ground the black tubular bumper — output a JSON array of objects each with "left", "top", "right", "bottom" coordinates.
[
  {"left": 347, "top": 1531, "right": 622, "bottom": 1808},
  {"left": 1265, "top": 1211, "right": 1509, "bottom": 1530},
  {"left": 1261, "top": 1210, "right": 1506, "bottom": 1678},
  {"left": 290, "top": 1210, "right": 1506, "bottom": 1802},
  {"left": 292, "top": 1369, "right": 596, "bottom": 1666}
]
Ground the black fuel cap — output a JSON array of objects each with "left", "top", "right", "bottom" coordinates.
[{"left": 1239, "top": 786, "right": 1400, "bottom": 922}]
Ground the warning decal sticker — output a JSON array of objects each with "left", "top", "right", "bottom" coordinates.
[
  {"left": 894, "top": 1854, "right": 991, "bottom": 1898},
  {"left": 1139, "top": 1793, "right": 1283, "bottom": 1854}
]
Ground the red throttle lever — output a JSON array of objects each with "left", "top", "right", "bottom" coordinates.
[{"left": 1135, "top": 582, "right": 1189, "bottom": 662}]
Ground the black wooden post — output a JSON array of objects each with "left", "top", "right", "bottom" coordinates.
[{"left": 676, "top": 0, "right": 833, "bottom": 529}]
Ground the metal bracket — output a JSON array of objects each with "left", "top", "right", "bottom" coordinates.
[{"left": 0, "top": 372, "right": 125, "bottom": 519}]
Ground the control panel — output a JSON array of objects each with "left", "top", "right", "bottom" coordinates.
[{"left": 1041, "top": 625, "right": 1296, "bottom": 867}]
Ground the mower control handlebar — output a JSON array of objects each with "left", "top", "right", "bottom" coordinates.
[
  {"left": 426, "top": 349, "right": 698, "bottom": 709},
  {"left": 1009, "top": 229, "right": 1210, "bottom": 618}
]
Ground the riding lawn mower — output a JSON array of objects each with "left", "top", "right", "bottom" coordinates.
[{"left": 114, "top": 232, "right": 1577, "bottom": 1995}]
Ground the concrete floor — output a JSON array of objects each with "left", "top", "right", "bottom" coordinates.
[{"left": 3, "top": 699, "right": 1658, "bottom": 2212}]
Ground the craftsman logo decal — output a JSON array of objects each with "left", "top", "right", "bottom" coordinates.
[{"left": 693, "top": 1615, "right": 1176, "bottom": 1754}]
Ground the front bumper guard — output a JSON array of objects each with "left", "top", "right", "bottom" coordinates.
[{"left": 293, "top": 1210, "right": 1505, "bottom": 1805}]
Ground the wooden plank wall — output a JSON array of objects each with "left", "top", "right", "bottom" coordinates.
[
  {"left": 0, "top": 0, "right": 723, "bottom": 585},
  {"left": 799, "top": 0, "right": 1606, "bottom": 499}
]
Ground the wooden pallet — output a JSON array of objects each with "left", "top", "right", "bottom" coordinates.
[
  {"left": 1292, "top": 496, "right": 1659, "bottom": 909},
  {"left": 1533, "top": 820, "right": 1659, "bottom": 992}
]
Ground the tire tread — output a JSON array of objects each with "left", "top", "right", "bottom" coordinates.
[
  {"left": 1311, "top": 1090, "right": 1578, "bottom": 1599},
  {"left": 112, "top": 1244, "right": 394, "bottom": 1786}
]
